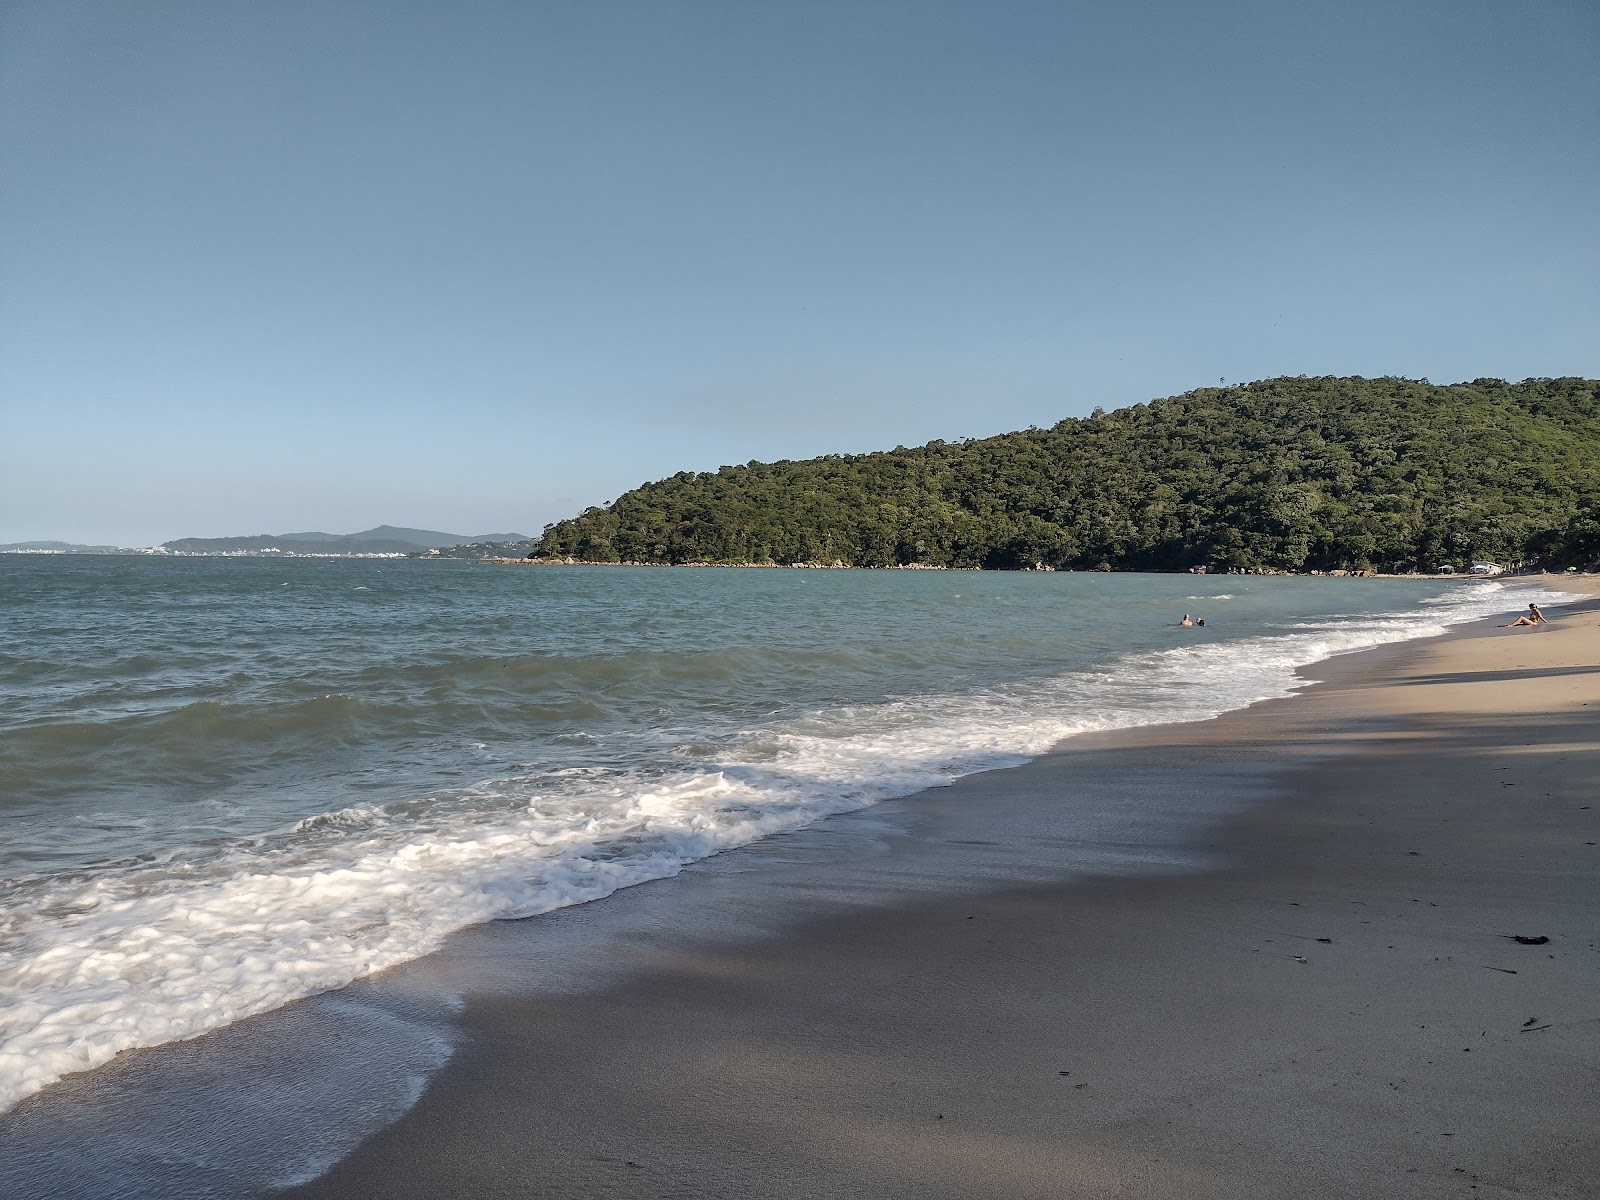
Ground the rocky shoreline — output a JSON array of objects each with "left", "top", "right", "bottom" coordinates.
[{"left": 481, "top": 556, "right": 1549, "bottom": 579}]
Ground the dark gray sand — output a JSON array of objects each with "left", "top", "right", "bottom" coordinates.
[{"left": 285, "top": 604, "right": 1600, "bottom": 1200}]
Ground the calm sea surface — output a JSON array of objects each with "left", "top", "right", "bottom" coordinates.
[{"left": 0, "top": 556, "right": 1561, "bottom": 1113}]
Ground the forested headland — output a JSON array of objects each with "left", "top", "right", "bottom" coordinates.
[{"left": 533, "top": 376, "right": 1600, "bottom": 573}]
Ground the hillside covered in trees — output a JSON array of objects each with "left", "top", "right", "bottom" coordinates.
[{"left": 534, "top": 376, "right": 1600, "bottom": 573}]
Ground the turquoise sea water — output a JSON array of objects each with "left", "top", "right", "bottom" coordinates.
[{"left": 0, "top": 556, "right": 1562, "bottom": 1114}]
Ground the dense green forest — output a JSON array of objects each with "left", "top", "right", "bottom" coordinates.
[{"left": 534, "top": 376, "right": 1600, "bottom": 573}]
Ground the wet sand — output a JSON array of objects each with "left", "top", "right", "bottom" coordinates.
[{"left": 287, "top": 583, "right": 1600, "bottom": 1200}]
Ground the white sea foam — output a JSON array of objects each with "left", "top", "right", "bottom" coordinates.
[{"left": 0, "top": 580, "right": 1571, "bottom": 1113}]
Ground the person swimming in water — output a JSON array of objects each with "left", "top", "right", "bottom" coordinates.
[
  {"left": 1179, "top": 613, "right": 1194, "bottom": 626},
  {"left": 1500, "top": 603, "right": 1546, "bottom": 627}
]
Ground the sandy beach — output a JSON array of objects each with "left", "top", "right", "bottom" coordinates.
[{"left": 283, "top": 582, "right": 1600, "bottom": 1200}]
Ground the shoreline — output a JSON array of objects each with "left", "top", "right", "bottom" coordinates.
[
  {"left": 278, "top": 584, "right": 1600, "bottom": 1198},
  {"left": 8, "top": 549, "right": 1582, "bottom": 581},
  {"left": 485, "top": 557, "right": 1577, "bottom": 581}
]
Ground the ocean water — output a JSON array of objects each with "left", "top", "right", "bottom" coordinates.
[{"left": 0, "top": 556, "right": 1565, "bottom": 1116}]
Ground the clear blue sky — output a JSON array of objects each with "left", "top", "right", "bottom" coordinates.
[{"left": 3, "top": 0, "right": 1596, "bottom": 545}]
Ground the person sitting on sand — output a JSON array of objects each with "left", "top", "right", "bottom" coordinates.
[
  {"left": 1179, "top": 613, "right": 1193, "bottom": 626},
  {"left": 1501, "top": 603, "right": 1546, "bottom": 628}
]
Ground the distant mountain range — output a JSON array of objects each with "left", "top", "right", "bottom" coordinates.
[
  {"left": 2, "top": 526, "right": 530, "bottom": 556},
  {"left": 162, "top": 525, "right": 529, "bottom": 555},
  {"left": 0, "top": 540, "right": 130, "bottom": 553}
]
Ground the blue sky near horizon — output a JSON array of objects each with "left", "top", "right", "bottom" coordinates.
[{"left": 2, "top": 1, "right": 1596, "bottom": 545}]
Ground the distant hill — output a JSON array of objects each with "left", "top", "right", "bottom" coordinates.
[
  {"left": 534, "top": 376, "right": 1600, "bottom": 573},
  {"left": 163, "top": 525, "right": 529, "bottom": 555},
  {"left": 277, "top": 525, "right": 530, "bottom": 547},
  {"left": 0, "top": 540, "right": 130, "bottom": 553}
]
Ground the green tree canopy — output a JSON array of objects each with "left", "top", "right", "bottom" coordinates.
[{"left": 535, "top": 376, "right": 1600, "bottom": 573}]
